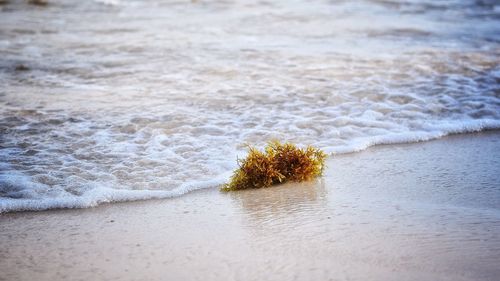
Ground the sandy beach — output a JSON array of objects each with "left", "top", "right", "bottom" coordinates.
[{"left": 1, "top": 131, "right": 499, "bottom": 281}]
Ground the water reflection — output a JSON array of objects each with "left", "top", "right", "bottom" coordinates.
[{"left": 227, "top": 180, "right": 329, "bottom": 240}]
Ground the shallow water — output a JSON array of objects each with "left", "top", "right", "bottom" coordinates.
[{"left": 0, "top": 0, "right": 499, "bottom": 212}]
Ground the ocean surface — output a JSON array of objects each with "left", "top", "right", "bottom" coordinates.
[{"left": 0, "top": 0, "right": 499, "bottom": 212}]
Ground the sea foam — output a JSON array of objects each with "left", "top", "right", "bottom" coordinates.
[
  {"left": 0, "top": 172, "right": 231, "bottom": 213},
  {"left": 1, "top": 0, "right": 499, "bottom": 212}
]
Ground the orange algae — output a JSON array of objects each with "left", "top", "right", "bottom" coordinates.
[{"left": 221, "top": 141, "right": 327, "bottom": 191}]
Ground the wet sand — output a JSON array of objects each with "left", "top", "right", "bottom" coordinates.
[{"left": 1, "top": 132, "right": 499, "bottom": 281}]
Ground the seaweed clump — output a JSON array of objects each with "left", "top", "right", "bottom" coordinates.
[
  {"left": 221, "top": 141, "right": 327, "bottom": 191},
  {"left": 28, "top": 0, "right": 48, "bottom": 6}
]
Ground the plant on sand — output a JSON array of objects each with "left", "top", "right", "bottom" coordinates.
[{"left": 221, "top": 141, "right": 327, "bottom": 191}]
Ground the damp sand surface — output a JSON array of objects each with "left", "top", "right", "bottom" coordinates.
[{"left": 1, "top": 132, "right": 499, "bottom": 281}]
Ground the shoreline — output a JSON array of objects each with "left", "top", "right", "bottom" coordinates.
[
  {"left": 2, "top": 128, "right": 500, "bottom": 214},
  {"left": 1, "top": 131, "right": 499, "bottom": 281}
]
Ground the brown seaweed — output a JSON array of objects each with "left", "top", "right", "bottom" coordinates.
[{"left": 221, "top": 141, "right": 326, "bottom": 191}]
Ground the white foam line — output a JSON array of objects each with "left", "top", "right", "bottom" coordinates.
[
  {"left": 1, "top": 119, "right": 499, "bottom": 213},
  {"left": 0, "top": 174, "right": 230, "bottom": 213},
  {"left": 324, "top": 119, "right": 500, "bottom": 154}
]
